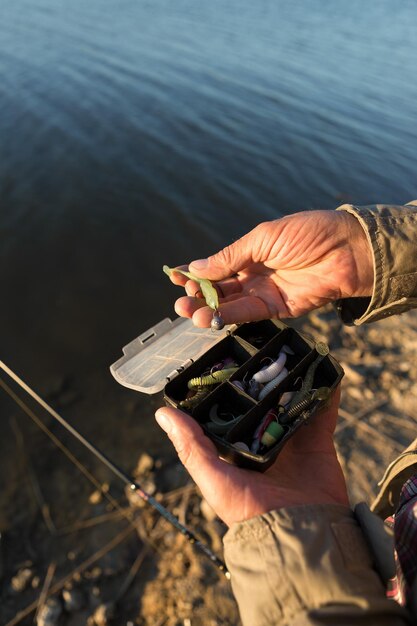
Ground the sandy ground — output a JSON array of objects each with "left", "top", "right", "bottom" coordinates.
[{"left": 1, "top": 307, "right": 416, "bottom": 626}]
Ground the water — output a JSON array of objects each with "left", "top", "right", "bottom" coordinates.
[{"left": 1, "top": 0, "right": 417, "bottom": 400}]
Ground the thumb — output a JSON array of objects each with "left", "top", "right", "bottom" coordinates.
[
  {"left": 155, "top": 407, "right": 224, "bottom": 491},
  {"left": 189, "top": 227, "right": 262, "bottom": 280}
]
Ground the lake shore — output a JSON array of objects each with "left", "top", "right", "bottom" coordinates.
[{"left": 1, "top": 306, "right": 416, "bottom": 625}]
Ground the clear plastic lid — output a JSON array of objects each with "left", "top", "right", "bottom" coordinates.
[{"left": 110, "top": 317, "right": 231, "bottom": 394}]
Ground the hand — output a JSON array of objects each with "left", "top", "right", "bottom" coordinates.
[
  {"left": 169, "top": 210, "right": 373, "bottom": 326},
  {"left": 155, "top": 386, "right": 349, "bottom": 527}
]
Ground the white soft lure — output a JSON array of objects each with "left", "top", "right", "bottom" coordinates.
[
  {"left": 258, "top": 367, "right": 289, "bottom": 401},
  {"left": 252, "top": 352, "right": 287, "bottom": 383},
  {"left": 251, "top": 345, "right": 294, "bottom": 384}
]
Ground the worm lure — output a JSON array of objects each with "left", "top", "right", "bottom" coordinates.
[
  {"left": 287, "top": 342, "right": 329, "bottom": 410},
  {"left": 205, "top": 403, "right": 244, "bottom": 434},
  {"left": 163, "top": 265, "right": 219, "bottom": 310},
  {"left": 163, "top": 266, "right": 226, "bottom": 331},
  {"left": 252, "top": 352, "right": 287, "bottom": 383},
  {"left": 188, "top": 367, "right": 239, "bottom": 389},
  {"left": 248, "top": 379, "right": 262, "bottom": 399},
  {"left": 234, "top": 345, "right": 294, "bottom": 400},
  {"left": 258, "top": 367, "right": 289, "bottom": 401},
  {"left": 280, "top": 387, "right": 330, "bottom": 426},
  {"left": 179, "top": 387, "right": 211, "bottom": 410}
]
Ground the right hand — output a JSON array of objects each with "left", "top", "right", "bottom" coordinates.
[{"left": 170, "top": 209, "right": 374, "bottom": 326}]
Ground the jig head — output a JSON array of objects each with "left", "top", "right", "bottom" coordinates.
[{"left": 211, "top": 309, "right": 225, "bottom": 331}]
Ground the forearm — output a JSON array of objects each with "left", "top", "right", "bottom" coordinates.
[
  {"left": 335, "top": 201, "right": 417, "bottom": 325},
  {"left": 224, "top": 504, "right": 411, "bottom": 626}
]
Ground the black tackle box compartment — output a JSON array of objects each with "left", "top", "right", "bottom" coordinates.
[{"left": 110, "top": 317, "right": 343, "bottom": 472}]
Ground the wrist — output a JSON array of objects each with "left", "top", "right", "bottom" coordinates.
[{"left": 337, "top": 210, "right": 374, "bottom": 298}]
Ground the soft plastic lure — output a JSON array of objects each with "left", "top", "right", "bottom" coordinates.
[
  {"left": 287, "top": 342, "right": 329, "bottom": 410},
  {"left": 252, "top": 352, "right": 287, "bottom": 383},
  {"left": 179, "top": 387, "right": 211, "bottom": 409},
  {"left": 261, "top": 421, "right": 285, "bottom": 447},
  {"left": 188, "top": 367, "right": 239, "bottom": 389},
  {"left": 205, "top": 404, "right": 244, "bottom": 434},
  {"left": 258, "top": 367, "right": 289, "bottom": 401},
  {"left": 251, "top": 408, "right": 278, "bottom": 453},
  {"left": 248, "top": 378, "right": 262, "bottom": 399},
  {"left": 163, "top": 265, "right": 219, "bottom": 310}
]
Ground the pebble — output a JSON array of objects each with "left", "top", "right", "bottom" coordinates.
[
  {"left": 84, "top": 567, "right": 102, "bottom": 580},
  {"left": 11, "top": 567, "right": 33, "bottom": 593},
  {"left": 135, "top": 452, "right": 154, "bottom": 476},
  {"left": 141, "top": 477, "right": 157, "bottom": 495},
  {"left": 32, "top": 576, "right": 41, "bottom": 589},
  {"left": 346, "top": 386, "right": 364, "bottom": 402},
  {"left": 62, "top": 587, "right": 85, "bottom": 612},
  {"left": 89, "top": 490, "right": 103, "bottom": 505},
  {"left": 88, "top": 584, "right": 102, "bottom": 609},
  {"left": 36, "top": 597, "right": 62, "bottom": 626},
  {"left": 90, "top": 602, "right": 115, "bottom": 626}
]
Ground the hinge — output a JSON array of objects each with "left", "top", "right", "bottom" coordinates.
[{"left": 165, "top": 359, "right": 194, "bottom": 382}]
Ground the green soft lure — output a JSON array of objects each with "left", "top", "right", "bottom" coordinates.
[
  {"left": 187, "top": 367, "right": 239, "bottom": 389},
  {"left": 163, "top": 265, "right": 219, "bottom": 310},
  {"left": 179, "top": 387, "right": 211, "bottom": 410}
]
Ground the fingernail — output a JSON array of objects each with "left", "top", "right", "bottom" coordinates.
[
  {"left": 155, "top": 410, "right": 173, "bottom": 434},
  {"left": 190, "top": 258, "right": 208, "bottom": 270}
]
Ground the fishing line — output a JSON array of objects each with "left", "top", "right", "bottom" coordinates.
[{"left": 0, "top": 360, "right": 230, "bottom": 578}]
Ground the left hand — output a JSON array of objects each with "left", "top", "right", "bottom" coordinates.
[{"left": 155, "top": 386, "right": 348, "bottom": 527}]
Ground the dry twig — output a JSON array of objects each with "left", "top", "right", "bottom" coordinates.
[{"left": 34, "top": 562, "right": 56, "bottom": 625}]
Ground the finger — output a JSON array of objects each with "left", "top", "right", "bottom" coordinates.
[
  {"left": 155, "top": 407, "right": 229, "bottom": 505},
  {"left": 167, "top": 265, "right": 190, "bottom": 286},
  {"left": 174, "top": 296, "right": 207, "bottom": 319},
  {"left": 175, "top": 295, "right": 281, "bottom": 326},
  {"left": 215, "top": 276, "right": 243, "bottom": 298},
  {"left": 191, "top": 295, "right": 281, "bottom": 327},
  {"left": 184, "top": 279, "right": 202, "bottom": 298},
  {"left": 183, "top": 278, "right": 239, "bottom": 301},
  {"left": 189, "top": 225, "right": 265, "bottom": 281}
]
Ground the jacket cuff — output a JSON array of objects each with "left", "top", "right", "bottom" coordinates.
[
  {"left": 334, "top": 202, "right": 417, "bottom": 325},
  {"left": 223, "top": 504, "right": 403, "bottom": 626}
]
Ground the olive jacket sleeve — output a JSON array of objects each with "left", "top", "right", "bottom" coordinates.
[
  {"left": 334, "top": 200, "right": 417, "bottom": 325},
  {"left": 224, "top": 505, "right": 411, "bottom": 626},
  {"left": 223, "top": 202, "right": 417, "bottom": 626}
]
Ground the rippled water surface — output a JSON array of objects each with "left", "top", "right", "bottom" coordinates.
[{"left": 1, "top": 0, "right": 417, "bottom": 390}]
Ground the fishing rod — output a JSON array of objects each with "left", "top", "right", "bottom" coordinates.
[{"left": 0, "top": 360, "right": 230, "bottom": 579}]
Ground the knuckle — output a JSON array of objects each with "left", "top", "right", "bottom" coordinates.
[{"left": 214, "top": 244, "right": 235, "bottom": 270}]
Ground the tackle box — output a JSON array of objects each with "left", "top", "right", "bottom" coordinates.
[{"left": 110, "top": 317, "right": 343, "bottom": 471}]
